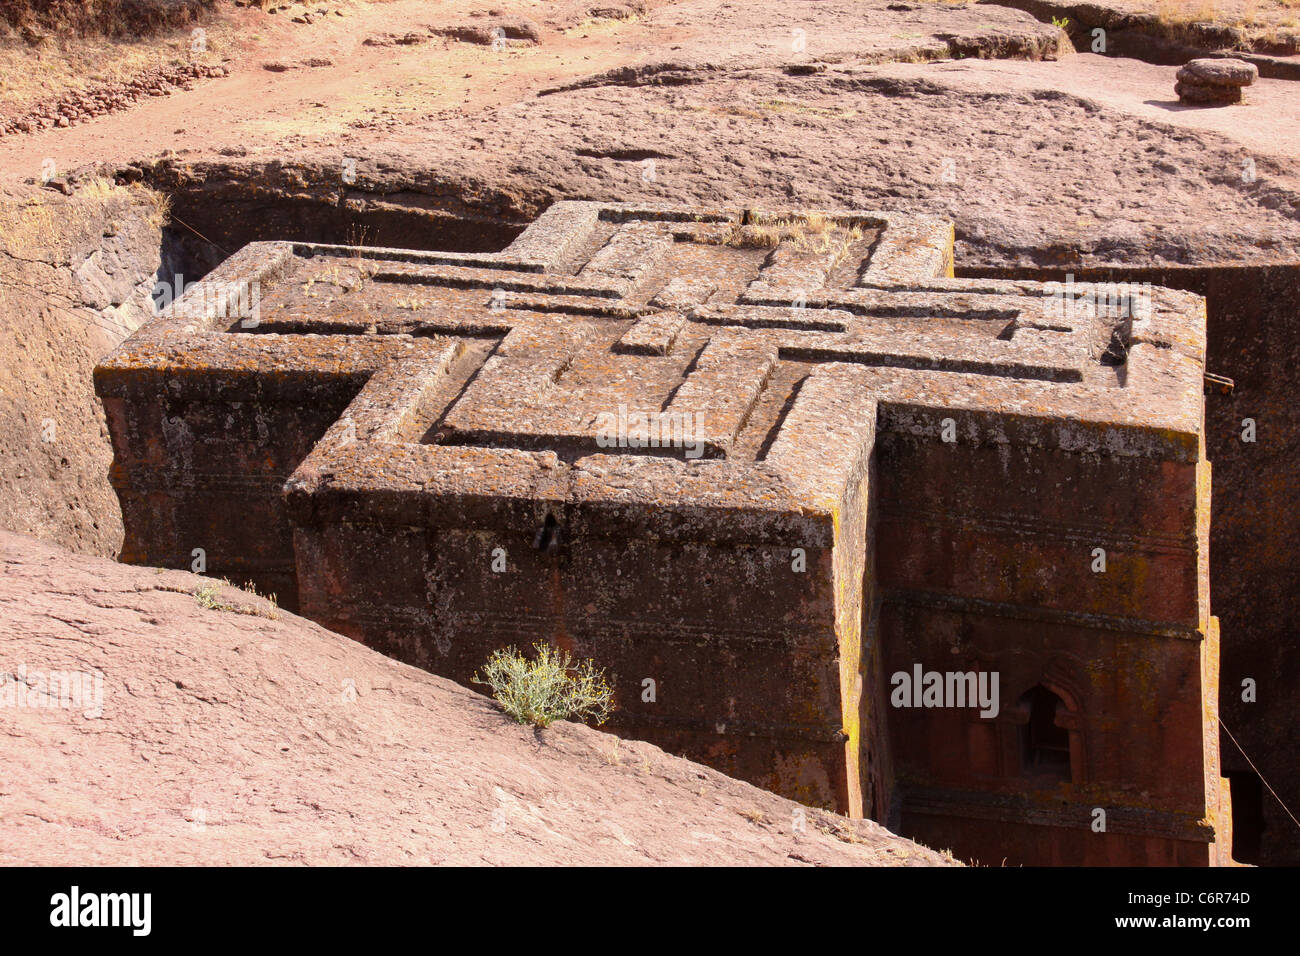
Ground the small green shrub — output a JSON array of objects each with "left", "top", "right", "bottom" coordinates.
[
  {"left": 193, "top": 581, "right": 231, "bottom": 611},
  {"left": 473, "top": 643, "right": 614, "bottom": 728}
]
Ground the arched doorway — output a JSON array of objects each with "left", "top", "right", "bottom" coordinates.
[{"left": 1018, "top": 685, "right": 1071, "bottom": 781}]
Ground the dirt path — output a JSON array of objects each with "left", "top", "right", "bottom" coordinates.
[
  {"left": 0, "top": 0, "right": 1073, "bottom": 180},
  {"left": 0, "top": 0, "right": 683, "bottom": 181}
]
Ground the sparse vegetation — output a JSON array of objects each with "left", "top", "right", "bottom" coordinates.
[
  {"left": 564, "top": 9, "right": 646, "bottom": 36},
  {"left": 720, "top": 213, "right": 866, "bottom": 269},
  {"left": 0, "top": 179, "right": 163, "bottom": 263},
  {"left": 722, "top": 212, "right": 851, "bottom": 250},
  {"left": 139, "top": 184, "right": 171, "bottom": 231},
  {"left": 193, "top": 581, "right": 230, "bottom": 611},
  {"left": 473, "top": 643, "right": 614, "bottom": 728},
  {"left": 192, "top": 578, "right": 280, "bottom": 619},
  {"left": 1155, "top": 0, "right": 1222, "bottom": 25},
  {"left": 818, "top": 817, "right": 872, "bottom": 845},
  {"left": 760, "top": 99, "right": 860, "bottom": 119},
  {"left": 301, "top": 258, "right": 376, "bottom": 297}
]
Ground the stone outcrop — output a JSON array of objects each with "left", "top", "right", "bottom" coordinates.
[{"left": 1176, "top": 58, "right": 1258, "bottom": 105}]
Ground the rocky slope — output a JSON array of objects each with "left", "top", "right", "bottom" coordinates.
[
  {"left": 0, "top": 531, "right": 955, "bottom": 866},
  {"left": 0, "top": 180, "right": 162, "bottom": 558}
]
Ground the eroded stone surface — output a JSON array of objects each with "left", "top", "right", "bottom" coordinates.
[
  {"left": 0, "top": 182, "right": 161, "bottom": 559},
  {"left": 95, "top": 201, "right": 1229, "bottom": 865}
]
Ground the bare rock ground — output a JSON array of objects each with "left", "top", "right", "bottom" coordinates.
[
  {"left": 2, "top": 0, "right": 1296, "bottom": 270},
  {"left": 541, "top": 0, "right": 1071, "bottom": 92},
  {"left": 136, "top": 64, "right": 1300, "bottom": 267},
  {"left": 430, "top": 68, "right": 1300, "bottom": 267},
  {"left": 0, "top": 531, "right": 955, "bottom": 866},
  {"left": 869, "top": 51, "right": 1300, "bottom": 158}
]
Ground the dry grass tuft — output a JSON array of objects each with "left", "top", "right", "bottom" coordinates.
[
  {"left": 721, "top": 213, "right": 865, "bottom": 267},
  {"left": 0, "top": 8, "right": 229, "bottom": 118},
  {"left": 0, "top": 179, "right": 166, "bottom": 261},
  {"left": 1155, "top": 0, "right": 1222, "bottom": 24}
]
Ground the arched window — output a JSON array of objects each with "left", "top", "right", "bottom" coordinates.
[{"left": 1018, "top": 685, "right": 1071, "bottom": 780}]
